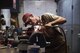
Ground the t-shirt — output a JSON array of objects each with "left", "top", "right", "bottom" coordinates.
[
  {"left": 40, "top": 13, "right": 60, "bottom": 26},
  {"left": 42, "top": 13, "right": 59, "bottom": 20}
]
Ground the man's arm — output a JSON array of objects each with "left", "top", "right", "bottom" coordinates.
[{"left": 45, "top": 15, "right": 66, "bottom": 26}]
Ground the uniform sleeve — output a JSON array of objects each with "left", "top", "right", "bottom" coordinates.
[
  {"left": 50, "top": 14, "right": 60, "bottom": 20},
  {"left": 44, "top": 13, "right": 59, "bottom": 20}
]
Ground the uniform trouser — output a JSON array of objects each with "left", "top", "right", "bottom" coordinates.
[{"left": 45, "top": 43, "right": 67, "bottom": 53}]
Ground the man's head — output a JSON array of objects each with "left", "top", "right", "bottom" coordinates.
[
  {"left": 22, "top": 13, "right": 33, "bottom": 23},
  {"left": 22, "top": 13, "right": 38, "bottom": 26}
]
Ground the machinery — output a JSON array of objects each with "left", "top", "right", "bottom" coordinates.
[
  {"left": 18, "top": 25, "right": 48, "bottom": 53},
  {"left": 0, "top": 22, "right": 50, "bottom": 53}
]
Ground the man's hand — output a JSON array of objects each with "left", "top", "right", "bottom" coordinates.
[{"left": 45, "top": 22, "right": 52, "bottom": 27}]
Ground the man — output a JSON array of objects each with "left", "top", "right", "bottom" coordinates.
[
  {"left": 22, "top": 13, "right": 66, "bottom": 26},
  {"left": 22, "top": 13, "right": 67, "bottom": 53}
]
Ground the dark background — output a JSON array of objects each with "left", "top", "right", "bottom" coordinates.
[{"left": 0, "top": 0, "right": 13, "bottom": 9}]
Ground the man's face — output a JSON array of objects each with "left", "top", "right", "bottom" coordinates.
[{"left": 25, "top": 16, "right": 38, "bottom": 25}]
